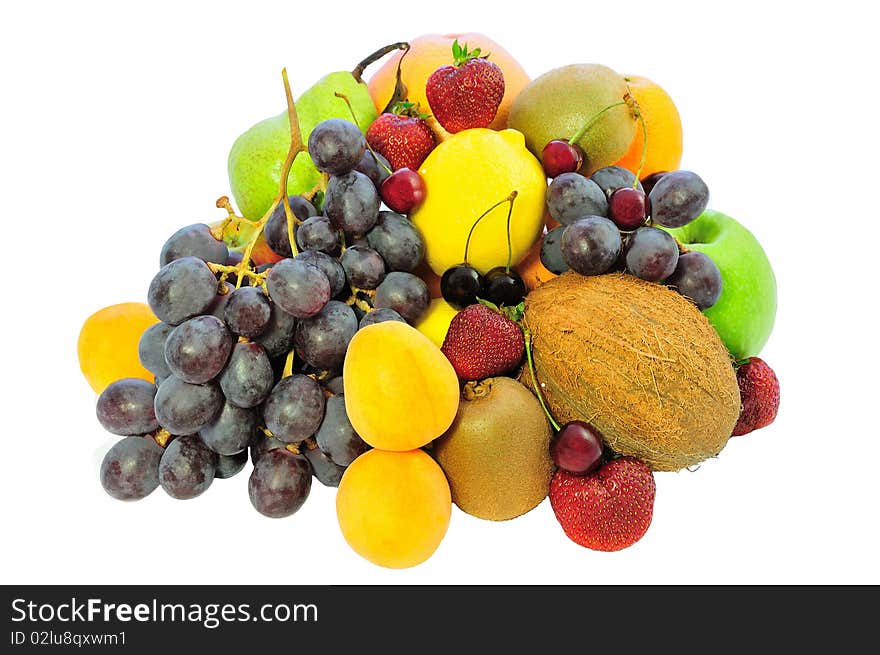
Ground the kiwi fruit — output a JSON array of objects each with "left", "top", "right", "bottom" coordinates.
[
  {"left": 508, "top": 64, "right": 637, "bottom": 176},
  {"left": 433, "top": 377, "right": 553, "bottom": 521}
]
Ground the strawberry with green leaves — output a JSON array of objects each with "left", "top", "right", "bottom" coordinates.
[
  {"left": 426, "top": 40, "right": 505, "bottom": 134},
  {"left": 441, "top": 301, "right": 525, "bottom": 381},
  {"left": 365, "top": 101, "right": 436, "bottom": 172}
]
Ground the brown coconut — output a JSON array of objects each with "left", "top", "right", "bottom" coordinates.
[{"left": 523, "top": 272, "right": 740, "bottom": 471}]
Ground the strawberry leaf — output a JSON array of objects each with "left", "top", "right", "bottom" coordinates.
[
  {"left": 452, "top": 39, "right": 489, "bottom": 67},
  {"left": 451, "top": 40, "right": 463, "bottom": 62},
  {"left": 477, "top": 298, "right": 525, "bottom": 323},
  {"left": 391, "top": 100, "right": 431, "bottom": 120},
  {"left": 500, "top": 302, "right": 525, "bottom": 323}
]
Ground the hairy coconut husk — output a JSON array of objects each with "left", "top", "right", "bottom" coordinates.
[{"left": 523, "top": 272, "right": 740, "bottom": 471}]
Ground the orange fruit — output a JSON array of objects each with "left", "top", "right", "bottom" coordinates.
[
  {"left": 78, "top": 302, "right": 158, "bottom": 393},
  {"left": 613, "top": 75, "right": 683, "bottom": 178},
  {"left": 515, "top": 234, "right": 557, "bottom": 292},
  {"left": 367, "top": 33, "right": 530, "bottom": 141}
]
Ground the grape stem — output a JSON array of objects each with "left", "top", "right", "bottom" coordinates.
[
  {"left": 208, "top": 262, "right": 267, "bottom": 288},
  {"left": 335, "top": 91, "right": 393, "bottom": 176},
  {"left": 210, "top": 196, "right": 238, "bottom": 240},
  {"left": 462, "top": 190, "right": 518, "bottom": 265},
  {"left": 280, "top": 68, "right": 303, "bottom": 264},
  {"left": 282, "top": 350, "right": 295, "bottom": 378},
  {"left": 567, "top": 101, "right": 628, "bottom": 147},
  {"left": 344, "top": 290, "right": 374, "bottom": 314},
  {"left": 523, "top": 328, "right": 560, "bottom": 431},
  {"left": 153, "top": 429, "right": 172, "bottom": 448},
  {"left": 210, "top": 68, "right": 308, "bottom": 289},
  {"left": 623, "top": 88, "right": 649, "bottom": 187}
]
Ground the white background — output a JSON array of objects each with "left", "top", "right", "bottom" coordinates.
[{"left": 1, "top": 0, "right": 877, "bottom": 585}]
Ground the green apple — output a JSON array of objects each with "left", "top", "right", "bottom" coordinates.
[
  {"left": 228, "top": 71, "right": 377, "bottom": 222},
  {"left": 663, "top": 209, "right": 776, "bottom": 360}
]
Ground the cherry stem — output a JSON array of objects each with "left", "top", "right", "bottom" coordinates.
[
  {"left": 335, "top": 91, "right": 393, "bottom": 176},
  {"left": 631, "top": 96, "right": 649, "bottom": 187},
  {"left": 523, "top": 328, "right": 561, "bottom": 431},
  {"left": 462, "top": 191, "right": 518, "bottom": 265},
  {"left": 568, "top": 101, "right": 627, "bottom": 146},
  {"left": 504, "top": 191, "right": 518, "bottom": 274}
]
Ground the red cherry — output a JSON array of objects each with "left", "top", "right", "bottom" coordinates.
[
  {"left": 541, "top": 140, "right": 585, "bottom": 178},
  {"left": 609, "top": 187, "right": 650, "bottom": 231},
  {"left": 380, "top": 167, "right": 425, "bottom": 214},
  {"left": 551, "top": 421, "right": 604, "bottom": 475}
]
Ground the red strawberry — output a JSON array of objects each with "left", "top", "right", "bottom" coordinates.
[
  {"left": 732, "top": 357, "right": 780, "bottom": 436},
  {"left": 365, "top": 102, "right": 436, "bottom": 172},
  {"left": 550, "top": 457, "right": 655, "bottom": 552},
  {"left": 441, "top": 303, "right": 524, "bottom": 380},
  {"left": 425, "top": 40, "right": 505, "bottom": 134}
]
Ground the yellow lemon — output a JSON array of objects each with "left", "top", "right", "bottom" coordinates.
[
  {"left": 412, "top": 129, "right": 546, "bottom": 275},
  {"left": 78, "top": 302, "right": 158, "bottom": 393},
  {"left": 415, "top": 298, "right": 459, "bottom": 348}
]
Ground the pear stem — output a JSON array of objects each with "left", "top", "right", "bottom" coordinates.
[
  {"left": 462, "top": 191, "right": 518, "bottom": 265},
  {"left": 567, "top": 100, "right": 628, "bottom": 147},
  {"left": 523, "top": 328, "right": 560, "bottom": 431},
  {"left": 351, "top": 42, "right": 409, "bottom": 83}
]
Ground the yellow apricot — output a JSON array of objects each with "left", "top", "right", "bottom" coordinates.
[
  {"left": 336, "top": 449, "right": 451, "bottom": 568},
  {"left": 78, "top": 302, "right": 158, "bottom": 393},
  {"left": 343, "top": 321, "right": 459, "bottom": 451}
]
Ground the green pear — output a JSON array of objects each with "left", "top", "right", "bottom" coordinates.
[
  {"left": 228, "top": 71, "right": 377, "bottom": 223},
  {"left": 664, "top": 209, "right": 776, "bottom": 360}
]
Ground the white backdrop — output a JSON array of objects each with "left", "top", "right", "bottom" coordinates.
[{"left": 1, "top": 0, "right": 877, "bottom": 585}]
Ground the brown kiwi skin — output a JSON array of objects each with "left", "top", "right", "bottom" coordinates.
[{"left": 433, "top": 377, "right": 554, "bottom": 521}]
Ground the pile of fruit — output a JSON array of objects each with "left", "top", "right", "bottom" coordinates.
[{"left": 78, "top": 33, "right": 780, "bottom": 568}]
